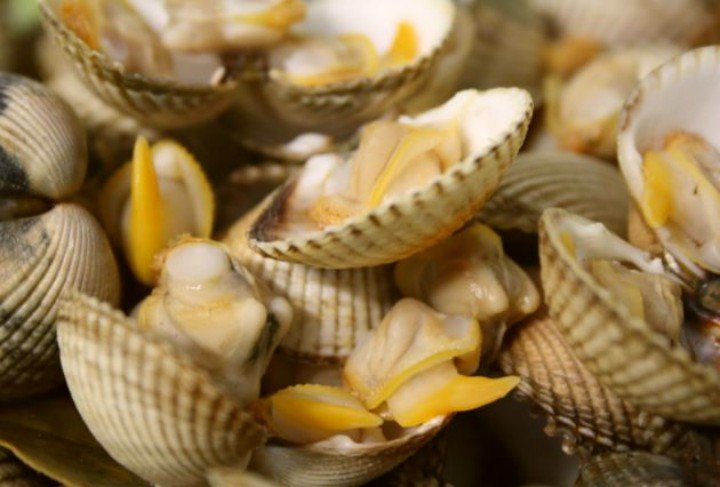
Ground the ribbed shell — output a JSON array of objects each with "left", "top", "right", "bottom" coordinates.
[
  {"left": 575, "top": 452, "right": 695, "bottom": 487},
  {"left": 250, "top": 88, "right": 533, "bottom": 269},
  {"left": 459, "top": 0, "right": 545, "bottom": 101},
  {"left": 370, "top": 428, "right": 448, "bottom": 486},
  {"left": 225, "top": 206, "right": 395, "bottom": 364},
  {"left": 57, "top": 292, "right": 265, "bottom": 486},
  {"left": 529, "top": 0, "right": 714, "bottom": 46},
  {"left": 0, "top": 204, "right": 120, "bottom": 401},
  {"left": 39, "top": 0, "right": 237, "bottom": 129},
  {"left": 0, "top": 73, "right": 86, "bottom": 200},
  {"left": 0, "top": 449, "right": 49, "bottom": 487},
  {"left": 478, "top": 151, "right": 629, "bottom": 237},
  {"left": 251, "top": 416, "right": 450, "bottom": 487},
  {"left": 499, "top": 311, "right": 702, "bottom": 459},
  {"left": 539, "top": 208, "right": 720, "bottom": 424}
]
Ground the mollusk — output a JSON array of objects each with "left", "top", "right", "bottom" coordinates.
[
  {"left": 224, "top": 0, "right": 456, "bottom": 150},
  {"left": 478, "top": 151, "right": 629, "bottom": 236},
  {"left": 57, "top": 239, "right": 292, "bottom": 486},
  {"left": 395, "top": 223, "right": 540, "bottom": 363},
  {"left": 225, "top": 205, "right": 396, "bottom": 364},
  {"left": 249, "top": 88, "right": 533, "bottom": 268},
  {"left": 0, "top": 74, "right": 120, "bottom": 400},
  {"left": 99, "top": 136, "right": 214, "bottom": 285},
  {"left": 539, "top": 208, "right": 720, "bottom": 424},
  {"left": 39, "top": 0, "right": 238, "bottom": 128},
  {"left": 546, "top": 45, "right": 681, "bottom": 159},
  {"left": 0, "top": 448, "right": 48, "bottom": 486},
  {"left": 618, "top": 45, "right": 720, "bottom": 278}
]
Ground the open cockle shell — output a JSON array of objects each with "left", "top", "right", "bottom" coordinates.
[
  {"left": 499, "top": 310, "right": 704, "bottom": 459},
  {"left": 618, "top": 45, "right": 720, "bottom": 278},
  {"left": 224, "top": 0, "right": 456, "bottom": 150},
  {"left": 225, "top": 205, "right": 396, "bottom": 364},
  {"left": 251, "top": 415, "right": 450, "bottom": 487},
  {"left": 539, "top": 208, "right": 720, "bottom": 424},
  {"left": 39, "top": 0, "right": 237, "bottom": 129},
  {"left": 249, "top": 88, "right": 533, "bottom": 268},
  {"left": 478, "top": 151, "right": 629, "bottom": 236},
  {"left": 529, "top": 0, "right": 716, "bottom": 47},
  {"left": 57, "top": 292, "right": 266, "bottom": 486}
]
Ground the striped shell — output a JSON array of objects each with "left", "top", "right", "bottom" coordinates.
[
  {"left": 57, "top": 292, "right": 265, "bottom": 486},
  {"left": 574, "top": 451, "right": 703, "bottom": 487},
  {"left": 225, "top": 205, "right": 396, "bottom": 364},
  {"left": 251, "top": 415, "right": 450, "bottom": 487},
  {"left": 539, "top": 208, "right": 720, "bottom": 424},
  {"left": 499, "top": 310, "right": 704, "bottom": 460},
  {"left": 529, "top": 0, "right": 715, "bottom": 47},
  {"left": 478, "top": 151, "right": 629, "bottom": 237},
  {"left": 39, "top": 0, "right": 237, "bottom": 129},
  {"left": 250, "top": 88, "right": 533, "bottom": 268}
]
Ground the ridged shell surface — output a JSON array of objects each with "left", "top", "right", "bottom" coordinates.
[
  {"left": 0, "top": 73, "right": 85, "bottom": 199},
  {"left": 39, "top": 0, "right": 237, "bottom": 129},
  {"left": 250, "top": 88, "right": 533, "bottom": 269},
  {"left": 575, "top": 451, "right": 696, "bottom": 487},
  {"left": 57, "top": 292, "right": 265, "bottom": 486},
  {"left": 251, "top": 416, "right": 450, "bottom": 487},
  {"left": 0, "top": 204, "right": 120, "bottom": 400},
  {"left": 539, "top": 208, "right": 720, "bottom": 424},
  {"left": 478, "top": 151, "right": 628, "bottom": 236},
  {"left": 499, "top": 311, "right": 702, "bottom": 458},
  {"left": 225, "top": 207, "right": 395, "bottom": 364}
]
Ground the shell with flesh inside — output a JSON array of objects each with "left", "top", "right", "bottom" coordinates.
[
  {"left": 249, "top": 88, "right": 533, "bottom": 268},
  {"left": 395, "top": 223, "right": 540, "bottom": 363}
]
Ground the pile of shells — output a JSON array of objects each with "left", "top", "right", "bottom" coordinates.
[{"left": 0, "top": 0, "right": 719, "bottom": 486}]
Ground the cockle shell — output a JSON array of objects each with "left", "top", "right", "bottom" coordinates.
[
  {"left": 478, "top": 151, "right": 629, "bottom": 237},
  {"left": 0, "top": 449, "right": 48, "bottom": 486},
  {"left": 57, "top": 292, "right": 265, "bottom": 486},
  {"left": 539, "top": 208, "right": 720, "bottom": 424},
  {"left": 251, "top": 415, "right": 450, "bottom": 487},
  {"left": 225, "top": 205, "right": 396, "bottom": 364},
  {"left": 223, "top": 0, "right": 457, "bottom": 150},
  {"left": 528, "top": 0, "right": 716, "bottom": 47},
  {"left": 39, "top": 0, "right": 237, "bottom": 129},
  {"left": 0, "top": 74, "right": 120, "bottom": 401},
  {"left": 499, "top": 310, "right": 705, "bottom": 460},
  {"left": 250, "top": 88, "right": 533, "bottom": 269}
]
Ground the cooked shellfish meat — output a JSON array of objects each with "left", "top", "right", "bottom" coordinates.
[
  {"left": 136, "top": 239, "right": 293, "bottom": 405},
  {"left": 261, "top": 384, "right": 383, "bottom": 444},
  {"left": 100, "top": 136, "right": 215, "bottom": 285},
  {"left": 557, "top": 214, "right": 684, "bottom": 340},
  {"left": 547, "top": 46, "right": 680, "bottom": 158},
  {"left": 162, "top": 0, "right": 306, "bottom": 52},
  {"left": 344, "top": 298, "right": 519, "bottom": 427}
]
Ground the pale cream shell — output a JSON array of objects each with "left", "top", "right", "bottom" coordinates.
[
  {"left": 39, "top": 0, "right": 237, "bottom": 129},
  {"left": 251, "top": 416, "right": 450, "bottom": 487},
  {"left": 225, "top": 205, "right": 396, "bottom": 364},
  {"left": 57, "top": 292, "right": 265, "bottom": 486},
  {"left": 250, "top": 88, "right": 534, "bottom": 269},
  {"left": 0, "top": 204, "right": 120, "bottom": 401},
  {"left": 539, "top": 208, "right": 720, "bottom": 424},
  {"left": 478, "top": 151, "right": 629, "bottom": 237}
]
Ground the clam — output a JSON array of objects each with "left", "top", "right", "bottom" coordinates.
[
  {"left": 546, "top": 45, "right": 681, "bottom": 158},
  {"left": 0, "top": 449, "right": 48, "bottom": 486},
  {"left": 499, "top": 310, "right": 706, "bottom": 460},
  {"left": 539, "top": 208, "right": 720, "bottom": 424},
  {"left": 249, "top": 88, "right": 533, "bottom": 268},
  {"left": 618, "top": 45, "right": 720, "bottom": 279},
  {"left": 99, "top": 136, "right": 214, "bottom": 285},
  {"left": 529, "top": 0, "right": 715, "bottom": 48},
  {"left": 57, "top": 239, "right": 293, "bottom": 485},
  {"left": 0, "top": 73, "right": 120, "bottom": 401},
  {"left": 395, "top": 223, "right": 540, "bottom": 363},
  {"left": 478, "top": 151, "right": 629, "bottom": 236},
  {"left": 254, "top": 298, "right": 516, "bottom": 486},
  {"left": 39, "top": 0, "right": 238, "bottom": 128},
  {"left": 225, "top": 204, "right": 396, "bottom": 364},
  {"left": 223, "top": 0, "right": 457, "bottom": 150}
]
